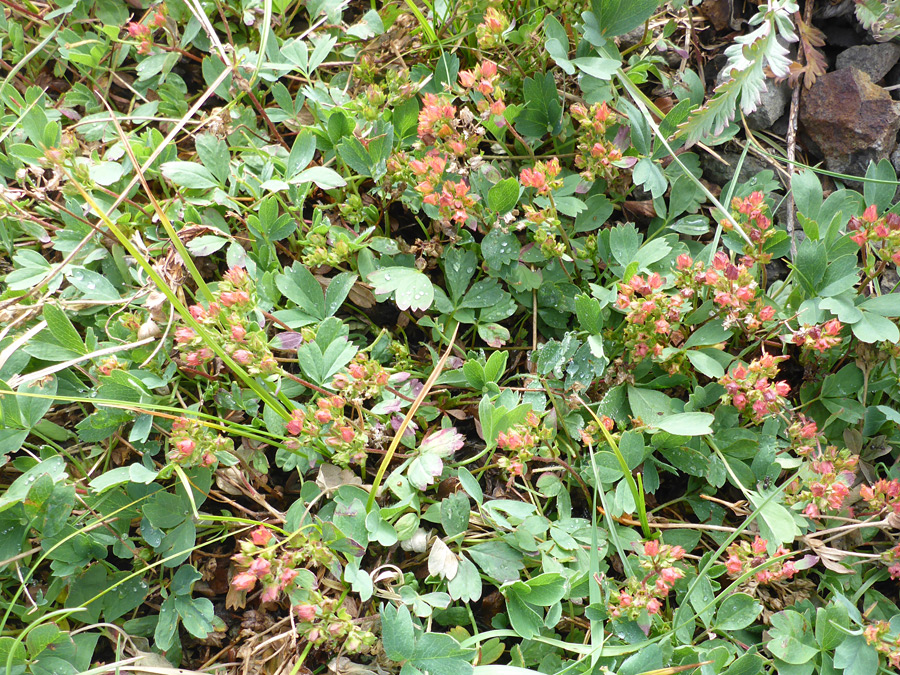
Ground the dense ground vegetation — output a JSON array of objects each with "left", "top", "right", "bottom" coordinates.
[{"left": 1, "top": 0, "right": 900, "bottom": 674}]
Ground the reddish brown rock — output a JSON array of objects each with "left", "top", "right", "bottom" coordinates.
[{"left": 800, "top": 67, "right": 900, "bottom": 178}]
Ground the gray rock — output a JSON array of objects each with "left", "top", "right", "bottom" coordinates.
[
  {"left": 747, "top": 80, "right": 791, "bottom": 130},
  {"left": 836, "top": 43, "right": 900, "bottom": 83},
  {"left": 800, "top": 67, "right": 900, "bottom": 178},
  {"left": 700, "top": 151, "right": 771, "bottom": 188}
]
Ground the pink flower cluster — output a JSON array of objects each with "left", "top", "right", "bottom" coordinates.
[
  {"left": 718, "top": 354, "right": 790, "bottom": 423},
  {"left": 725, "top": 536, "right": 797, "bottom": 585},
  {"left": 864, "top": 620, "right": 900, "bottom": 669},
  {"left": 883, "top": 543, "right": 900, "bottom": 581},
  {"left": 727, "top": 192, "right": 776, "bottom": 263},
  {"left": 331, "top": 353, "right": 391, "bottom": 403},
  {"left": 860, "top": 478, "right": 900, "bottom": 515},
  {"left": 176, "top": 267, "right": 279, "bottom": 377},
  {"left": 458, "top": 60, "right": 507, "bottom": 128},
  {"left": 496, "top": 411, "right": 550, "bottom": 478},
  {"left": 125, "top": 8, "right": 167, "bottom": 55},
  {"left": 285, "top": 395, "right": 369, "bottom": 468},
  {"left": 607, "top": 539, "right": 685, "bottom": 621},
  {"left": 785, "top": 428, "right": 858, "bottom": 518},
  {"left": 849, "top": 205, "right": 900, "bottom": 267},
  {"left": 571, "top": 102, "right": 624, "bottom": 183},
  {"left": 616, "top": 272, "right": 689, "bottom": 372},
  {"left": 168, "top": 416, "right": 232, "bottom": 469},
  {"left": 475, "top": 7, "right": 509, "bottom": 48},
  {"left": 675, "top": 252, "right": 774, "bottom": 331},
  {"left": 789, "top": 319, "right": 843, "bottom": 354},
  {"left": 519, "top": 158, "right": 562, "bottom": 196},
  {"left": 409, "top": 151, "right": 479, "bottom": 229},
  {"left": 230, "top": 526, "right": 334, "bottom": 603}
]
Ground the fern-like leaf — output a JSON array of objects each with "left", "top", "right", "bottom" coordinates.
[
  {"left": 855, "top": 0, "right": 900, "bottom": 42},
  {"left": 678, "top": 0, "right": 798, "bottom": 145}
]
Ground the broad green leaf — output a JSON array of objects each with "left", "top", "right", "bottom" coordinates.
[
  {"left": 572, "top": 57, "right": 620, "bottom": 81},
  {"left": 767, "top": 611, "right": 819, "bottom": 665},
  {"left": 43, "top": 303, "right": 86, "bottom": 355},
  {"left": 161, "top": 161, "right": 219, "bottom": 189},
  {"left": 715, "top": 593, "right": 762, "bottom": 630},
  {"left": 381, "top": 604, "right": 416, "bottom": 661},
  {"left": 487, "top": 178, "right": 520, "bottom": 214},
  {"left": 291, "top": 165, "right": 346, "bottom": 189},
  {"left": 590, "top": 0, "right": 660, "bottom": 38},
  {"left": 369, "top": 267, "right": 434, "bottom": 312},
  {"left": 653, "top": 412, "right": 714, "bottom": 436}
]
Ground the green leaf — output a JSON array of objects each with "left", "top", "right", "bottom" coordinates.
[
  {"left": 286, "top": 130, "right": 316, "bottom": 178},
  {"left": 572, "top": 57, "right": 620, "bottom": 81},
  {"left": 861, "top": 294, "right": 900, "bottom": 317},
  {"left": 516, "top": 73, "right": 562, "bottom": 138},
  {"left": 43, "top": 304, "right": 86, "bottom": 355},
  {"left": 382, "top": 604, "right": 416, "bottom": 661},
  {"left": 409, "top": 633, "right": 473, "bottom": 675},
  {"left": 440, "top": 491, "right": 470, "bottom": 538},
  {"left": 291, "top": 165, "right": 346, "bottom": 189},
  {"left": 590, "top": 0, "right": 660, "bottom": 38},
  {"left": 324, "top": 272, "right": 357, "bottom": 316},
  {"left": 815, "top": 603, "right": 849, "bottom": 651},
  {"left": 627, "top": 385, "right": 675, "bottom": 424},
  {"left": 715, "top": 593, "right": 762, "bottom": 630},
  {"left": 792, "top": 168, "right": 822, "bottom": 220},
  {"left": 468, "top": 541, "right": 524, "bottom": 582},
  {"left": 448, "top": 556, "right": 482, "bottom": 603},
  {"left": 684, "top": 321, "right": 733, "bottom": 348},
  {"left": 195, "top": 133, "right": 230, "bottom": 184},
  {"left": 833, "top": 634, "right": 879, "bottom": 675},
  {"left": 161, "top": 161, "right": 219, "bottom": 189},
  {"left": 863, "top": 158, "right": 896, "bottom": 212},
  {"left": 686, "top": 349, "right": 726, "bottom": 378},
  {"left": 16, "top": 376, "right": 56, "bottom": 429},
  {"left": 653, "top": 412, "right": 714, "bottom": 436},
  {"left": 487, "top": 178, "right": 520, "bottom": 214},
  {"left": 369, "top": 267, "right": 434, "bottom": 312},
  {"left": 25, "top": 624, "right": 60, "bottom": 658},
  {"left": 851, "top": 310, "right": 899, "bottom": 344},
  {"left": 276, "top": 262, "right": 325, "bottom": 321},
  {"left": 175, "top": 595, "right": 215, "bottom": 638},
  {"left": 749, "top": 492, "right": 800, "bottom": 548}
]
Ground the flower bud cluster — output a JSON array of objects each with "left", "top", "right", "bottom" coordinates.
[
  {"left": 519, "top": 158, "right": 562, "bottom": 196},
  {"left": 230, "top": 527, "right": 335, "bottom": 602},
  {"left": 727, "top": 192, "right": 776, "bottom": 263},
  {"left": 292, "top": 593, "right": 377, "bottom": 654},
  {"left": 176, "top": 267, "right": 279, "bottom": 377},
  {"left": 331, "top": 353, "right": 391, "bottom": 404},
  {"left": 788, "top": 319, "right": 843, "bottom": 354},
  {"left": 616, "top": 272, "right": 689, "bottom": 374},
  {"left": 785, "top": 440, "right": 857, "bottom": 518},
  {"left": 674, "top": 252, "right": 775, "bottom": 332},
  {"left": 860, "top": 478, "right": 900, "bottom": 515},
  {"left": 849, "top": 204, "right": 900, "bottom": 268},
  {"left": 458, "top": 60, "right": 507, "bottom": 129},
  {"left": 571, "top": 102, "right": 623, "bottom": 183},
  {"left": 475, "top": 8, "right": 509, "bottom": 48},
  {"left": 285, "top": 395, "right": 369, "bottom": 468},
  {"left": 125, "top": 8, "right": 166, "bottom": 55},
  {"left": 579, "top": 415, "right": 615, "bottom": 446},
  {"left": 718, "top": 354, "right": 790, "bottom": 423},
  {"left": 607, "top": 539, "right": 685, "bottom": 621},
  {"left": 168, "top": 416, "right": 232, "bottom": 468},
  {"left": 496, "top": 411, "right": 551, "bottom": 478},
  {"left": 725, "top": 536, "right": 797, "bottom": 584},
  {"left": 863, "top": 620, "right": 900, "bottom": 669}
]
